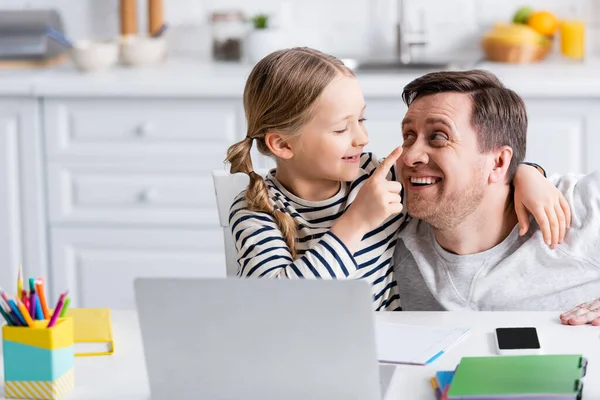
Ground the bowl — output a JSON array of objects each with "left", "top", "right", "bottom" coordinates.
[
  {"left": 481, "top": 38, "right": 553, "bottom": 63},
  {"left": 120, "top": 35, "right": 168, "bottom": 67},
  {"left": 70, "top": 40, "right": 119, "bottom": 72}
]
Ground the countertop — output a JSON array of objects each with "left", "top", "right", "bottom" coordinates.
[{"left": 0, "top": 56, "right": 599, "bottom": 98}]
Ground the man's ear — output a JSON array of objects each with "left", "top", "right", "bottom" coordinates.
[
  {"left": 489, "top": 146, "right": 513, "bottom": 184},
  {"left": 265, "top": 131, "right": 294, "bottom": 160}
]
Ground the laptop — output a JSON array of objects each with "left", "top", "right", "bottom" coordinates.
[{"left": 134, "top": 277, "right": 396, "bottom": 400}]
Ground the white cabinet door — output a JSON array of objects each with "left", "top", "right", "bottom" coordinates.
[
  {"left": 47, "top": 162, "right": 221, "bottom": 226},
  {"left": 524, "top": 100, "right": 590, "bottom": 176},
  {"left": 0, "top": 99, "right": 47, "bottom": 287},
  {"left": 0, "top": 107, "right": 22, "bottom": 288},
  {"left": 50, "top": 228, "right": 227, "bottom": 309},
  {"left": 43, "top": 98, "right": 242, "bottom": 166}
]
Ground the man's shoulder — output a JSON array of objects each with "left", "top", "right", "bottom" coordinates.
[
  {"left": 395, "top": 218, "right": 434, "bottom": 259},
  {"left": 550, "top": 171, "right": 600, "bottom": 229},
  {"left": 398, "top": 217, "right": 429, "bottom": 240}
]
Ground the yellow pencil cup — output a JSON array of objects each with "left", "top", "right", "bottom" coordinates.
[{"left": 2, "top": 318, "right": 75, "bottom": 400}]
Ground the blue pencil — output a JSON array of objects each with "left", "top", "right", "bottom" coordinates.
[
  {"left": 35, "top": 294, "right": 44, "bottom": 320},
  {"left": 7, "top": 299, "right": 26, "bottom": 326}
]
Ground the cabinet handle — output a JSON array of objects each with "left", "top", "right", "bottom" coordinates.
[
  {"left": 135, "top": 122, "right": 155, "bottom": 137},
  {"left": 137, "top": 188, "right": 156, "bottom": 203}
]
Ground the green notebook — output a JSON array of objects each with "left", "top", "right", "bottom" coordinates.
[{"left": 447, "top": 354, "right": 586, "bottom": 399}]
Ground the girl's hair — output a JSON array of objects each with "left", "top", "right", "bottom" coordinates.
[{"left": 225, "top": 47, "right": 354, "bottom": 258}]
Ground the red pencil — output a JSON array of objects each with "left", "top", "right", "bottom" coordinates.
[{"left": 21, "top": 290, "right": 29, "bottom": 311}]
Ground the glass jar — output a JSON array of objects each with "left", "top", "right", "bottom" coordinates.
[{"left": 211, "top": 10, "right": 245, "bottom": 62}]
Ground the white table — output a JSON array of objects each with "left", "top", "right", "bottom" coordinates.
[{"left": 1, "top": 311, "right": 598, "bottom": 399}]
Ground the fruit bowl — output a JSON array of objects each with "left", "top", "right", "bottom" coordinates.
[
  {"left": 481, "top": 23, "right": 553, "bottom": 63},
  {"left": 481, "top": 37, "right": 552, "bottom": 63}
]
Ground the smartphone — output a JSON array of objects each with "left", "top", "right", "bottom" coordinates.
[{"left": 495, "top": 327, "right": 541, "bottom": 355}]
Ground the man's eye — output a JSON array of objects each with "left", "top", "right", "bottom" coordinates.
[{"left": 431, "top": 133, "right": 448, "bottom": 141}]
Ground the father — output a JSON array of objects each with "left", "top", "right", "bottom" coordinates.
[{"left": 392, "top": 69, "right": 600, "bottom": 325}]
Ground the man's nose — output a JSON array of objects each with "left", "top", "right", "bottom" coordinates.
[{"left": 402, "top": 141, "right": 429, "bottom": 166}]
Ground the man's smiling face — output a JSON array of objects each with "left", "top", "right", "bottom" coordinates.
[{"left": 399, "top": 92, "right": 489, "bottom": 229}]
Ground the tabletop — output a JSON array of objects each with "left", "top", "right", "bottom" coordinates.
[{"left": 1, "top": 310, "right": 598, "bottom": 399}]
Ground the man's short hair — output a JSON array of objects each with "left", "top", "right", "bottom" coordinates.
[{"left": 402, "top": 69, "right": 527, "bottom": 181}]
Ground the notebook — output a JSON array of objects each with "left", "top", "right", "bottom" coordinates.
[
  {"left": 447, "top": 354, "right": 587, "bottom": 399},
  {"left": 374, "top": 320, "right": 470, "bottom": 365},
  {"left": 65, "top": 308, "right": 114, "bottom": 357}
]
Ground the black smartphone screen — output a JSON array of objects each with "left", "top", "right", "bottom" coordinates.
[{"left": 496, "top": 327, "right": 541, "bottom": 350}]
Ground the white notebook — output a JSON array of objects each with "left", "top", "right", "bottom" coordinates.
[{"left": 375, "top": 320, "right": 470, "bottom": 365}]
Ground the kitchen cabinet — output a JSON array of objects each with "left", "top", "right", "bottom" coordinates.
[
  {"left": 0, "top": 99, "right": 47, "bottom": 290},
  {"left": 50, "top": 228, "right": 225, "bottom": 309},
  {"left": 43, "top": 97, "right": 242, "bottom": 306},
  {"left": 524, "top": 99, "right": 591, "bottom": 176}
]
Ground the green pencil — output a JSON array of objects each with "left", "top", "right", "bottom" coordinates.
[
  {"left": 0, "top": 304, "right": 14, "bottom": 326},
  {"left": 59, "top": 297, "right": 71, "bottom": 318}
]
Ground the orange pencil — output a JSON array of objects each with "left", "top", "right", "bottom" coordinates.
[
  {"left": 16, "top": 298, "right": 34, "bottom": 327},
  {"left": 35, "top": 279, "right": 50, "bottom": 319}
]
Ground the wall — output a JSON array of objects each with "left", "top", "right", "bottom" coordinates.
[{"left": 3, "top": 0, "right": 598, "bottom": 60}]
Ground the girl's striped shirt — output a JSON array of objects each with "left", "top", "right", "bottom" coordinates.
[{"left": 229, "top": 153, "right": 406, "bottom": 311}]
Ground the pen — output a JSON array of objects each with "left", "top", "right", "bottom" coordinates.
[
  {"left": 59, "top": 297, "right": 71, "bottom": 318},
  {"left": 35, "top": 279, "right": 50, "bottom": 319},
  {"left": 16, "top": 298, "right": 34, "bottom": 327},
  {"left": 17, "top": 265, "right": 23, "bottom": 299},
  {"left": 29, "top": 292, "right": 37, "bottom": 320},
  {"left": 47, "top": 291, "right": 68, "bottom": 328}
]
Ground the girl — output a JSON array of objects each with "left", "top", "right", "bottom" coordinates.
[{"left": 225, "top": 47, "right": 568, "bottom": 311}]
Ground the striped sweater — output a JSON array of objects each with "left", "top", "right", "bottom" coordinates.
[{"left": 229, "top": 153, "right": 405, "bottom": 311}]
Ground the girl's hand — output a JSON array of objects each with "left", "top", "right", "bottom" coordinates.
[
  {"left": 513, "top": 165, "right": 571, "bottom": 248},
  {"left": 331, "top": 147, "right": 404, "bottom": 253},
  {"left": 348, "top": 146, "right": 404, "bottom": 232},
  {"left": 560, "top": 298, "right": 600, "bottom": 326}
]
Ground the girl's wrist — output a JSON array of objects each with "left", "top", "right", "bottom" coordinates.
[{"left": 331, "top": 209, "right": 369, "bottom": 253}]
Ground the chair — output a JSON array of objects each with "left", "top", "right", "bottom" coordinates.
[{"left": 212, "top": 169, "right": 268, "bottom": 276}]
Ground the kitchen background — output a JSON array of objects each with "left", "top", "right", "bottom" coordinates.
[
  {"left": 1, "top": 0, "right": 600, "bottom": 310},
  {"left": 2, "top": 0, "right": 599, "bottom": 59}
]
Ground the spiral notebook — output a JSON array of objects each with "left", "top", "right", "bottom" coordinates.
[{"left": 374, "top": 320, "right": 470, "bottom": 365}]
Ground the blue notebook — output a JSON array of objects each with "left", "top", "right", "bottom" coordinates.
[{"left": 436, "top": 370, "right": 455, "bottom": 392}]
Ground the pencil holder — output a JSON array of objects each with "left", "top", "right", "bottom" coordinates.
[{"left": 2, "top": 318, "right": 75, "bottom": 400}]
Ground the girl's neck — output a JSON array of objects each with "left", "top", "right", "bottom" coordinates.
[{"left": 274, "top": 163, "right": 341, "bottom": 202}]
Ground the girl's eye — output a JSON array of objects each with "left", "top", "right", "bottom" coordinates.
[
  {"left": 334, "top": 127, "right": 348, "bottom": 134},
  {"left": 359, "top": 118, "right": 367, "bottom": 123}
]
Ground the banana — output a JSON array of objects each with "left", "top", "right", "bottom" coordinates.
[{"left": 483, "top": 23, "right": 548, "bottom": 46}]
